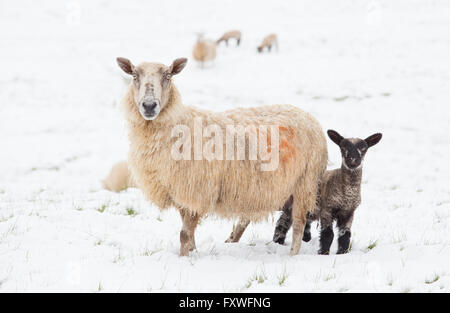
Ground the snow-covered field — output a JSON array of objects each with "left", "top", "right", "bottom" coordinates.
[{"left": 1, "top": 0, "right": 449, "bottom": 292}]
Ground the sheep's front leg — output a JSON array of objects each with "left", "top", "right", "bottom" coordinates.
[
  {"left": 225, "top": 218, "right": 250, "bottom": 243},
  {"left": 336, "top": 212, "right": 354, "bottom": 254},
  {"left": 179, "top": 209, "right": 201, "bottom": 256}
]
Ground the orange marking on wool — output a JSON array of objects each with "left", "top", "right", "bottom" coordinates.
[
  {"left": 266, "top": 131, "right": 272, "bottom": 153},
  {"left": 279, "top": 126, "right": 297, "bottom": 164}
]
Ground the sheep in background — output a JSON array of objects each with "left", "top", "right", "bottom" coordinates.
[
  {"left": 273, "top": 130, "right": 382, "bottom": 255},
  {"left": 257, "top": 34, "right": 278, "bottom": 53},
  {"left": 116, "top": 57, "right": 328, "bottom": 256},
  {"left": 192, "top": 34, "right": 217, "bottom": 67},
  {"left": 217, "top": 30, "right": 241, "bottom": 47},
  {"left": 102, "top": 160, "right": 136, "bottom": 192}
]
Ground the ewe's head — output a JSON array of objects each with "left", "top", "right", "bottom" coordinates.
[
  {"left": 327, "top": 130, "right": 382, "bottom": 170},
  {"left": 116, "top": 57, "right": 187, "bottom": 120}
]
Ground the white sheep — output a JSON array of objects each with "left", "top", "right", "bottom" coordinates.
[
  {"left": 103, "top": 160, "right": 136, "bottom": 192},
  {"left": 192, "top": 34, "right": 217, "bottom": 67},
  {"left": 116, "top": 57, "right": 328, "bottom": 256},
  {"left": 217, "top": 30, "right": 242, "bottom": 46}
]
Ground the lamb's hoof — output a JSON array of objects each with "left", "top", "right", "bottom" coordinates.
[
  {"left": 318, "top": 249, "right": 330, "bottom": 255},
  {"left": 273, "top": 236, "right": 286, "bottom": 245},
  {"left": 225, "top": 238, "right": 233, "bottom": 243},
  {"left": 336, "top": 248, "right": 348, "bottom": 255},
  {"left": 302, "top": 232, "right": 311, "bottom": 242}
]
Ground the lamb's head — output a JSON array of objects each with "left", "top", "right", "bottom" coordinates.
[
  {"left": 327, "top": 130, "right": 382, "bottom": 170},
  {"left": 116, "top": 57, "right": 187, "bottom": 120}
]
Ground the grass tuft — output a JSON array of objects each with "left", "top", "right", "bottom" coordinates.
[
  {"left": 126, "top": 208, "right": 137, "bottom": 216},
  {"left": 243, "top": 269, "right": 267, "bottom": 289},
  {"left": 425, "top": 274, "right": 439, "bottom": 284},
  {"left": 366, "top": 240, "right": 378, "bottom": 251},
  {"left": 324, "top": 273, "right": 336, "bottom": 282},
  {"left": 333, "top": 95, "right": 349, "bottom": 102},
  {"left": 97, "top": 204, "right": 107, "bottom": 213},
  {"left": 277, "top": 267, "right": 289, "bottom": 286}
]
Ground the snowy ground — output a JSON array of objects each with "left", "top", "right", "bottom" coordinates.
[{"left": 1, "top": 0, "right": 449, "bottom": 292}]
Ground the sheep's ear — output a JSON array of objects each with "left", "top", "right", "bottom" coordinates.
[
  {"left": 327, "top": 129, "right": 344, "bottom": 146},
  {"left": 169, "top": 58, "right": 188, "bottom": 75},
  {"left": 117, "top": 57, "right": 135, "bottom": 75},
  {"left": 365, "top": 133, "right": 382, "bottom": 148}
]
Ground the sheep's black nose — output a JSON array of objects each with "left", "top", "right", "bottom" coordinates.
[{"left": 142, "top": 101, "right": 157, "bottom": 113}]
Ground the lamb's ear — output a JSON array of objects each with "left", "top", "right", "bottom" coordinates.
[
  {"left": 365, "top": 133, "right": 382, "bottom": 148},
  {"left": 327, "top": 129, "right": 344, "bottom": 146},
  {"left": 169, "top": 58, "right": 188, "bottom": 75},
  {"left": 116, "top": 57, "right": 135, "bottom": 75}
]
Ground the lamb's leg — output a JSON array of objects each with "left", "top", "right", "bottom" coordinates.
[
  {"left": 237, "top": 38, "right": 241, "bottom": 46},
  {"left": 225, "top": 218, "right": 250, "bottom": 243},
  {"left": 225, "top": 39, "right": 229, "bottom": 47},
  {"left": 317, "top": 209, "right": 334, "bottom": 254},
  {"left": 273, "top": 195, "right": 294, "bottom": 245},
  {"left": 336, "top": 212, "right": 353, "bottom": 254},
  {"left": 268, "top": 45, "right": 272, "bottom": 52},
  {"left": 302, "top": 218, "right": 312, "bottom": 242},
  {"left": 179, "top": 209, "right": 201, "bottom": 256}
]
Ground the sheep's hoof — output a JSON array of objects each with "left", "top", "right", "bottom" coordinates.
[
  {"left": 180, "top": 243, "right": 193, "bottom": 256},
  {"left": 318, "top": 249, "right": 330, "bottom": 255},
  {"left": 188, "top": 242, "right": 196, "bottom": 251},
  {"left": 225, "top": 236, "right": 238, "bottom": 243}
]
